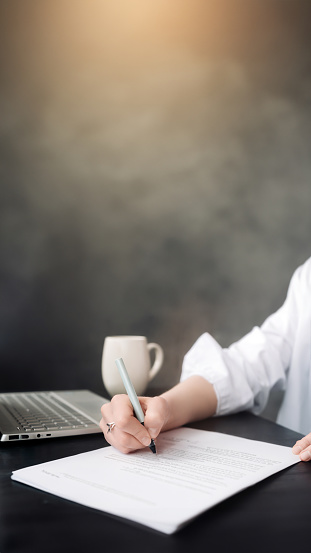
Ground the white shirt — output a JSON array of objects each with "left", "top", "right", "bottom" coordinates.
[{"left": 180, "top": 257, "right": 311, "bottom": 436}]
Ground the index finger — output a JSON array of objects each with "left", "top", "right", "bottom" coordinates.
[
  {"left": 105, "top": 394, "right": 152, "bottom": 446},
  {"left": 292, "top": 432, "right": 311, "bottom": 454}
]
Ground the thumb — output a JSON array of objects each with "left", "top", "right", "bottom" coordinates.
[{"left": 140, "top": 396, "right": 169, "bottom": 439}]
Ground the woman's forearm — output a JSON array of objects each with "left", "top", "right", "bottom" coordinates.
[{"left": 160, "top": 375, "right": 218, "bottom": 431}]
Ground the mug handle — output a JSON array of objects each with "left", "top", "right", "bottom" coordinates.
[{"left": 147, "top": 342, "right": 164, "bottom": 381}]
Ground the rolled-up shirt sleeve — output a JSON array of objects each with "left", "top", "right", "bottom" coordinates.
[{"left": 180, "top": 260, "right": 307, "bottom": 417}]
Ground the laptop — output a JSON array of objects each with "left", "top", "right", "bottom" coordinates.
[{"left": 0, "top": 389, "right": 109, "bottom": 442}]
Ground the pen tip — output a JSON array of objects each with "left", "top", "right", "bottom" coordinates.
[{"left": 149, "top": 439, "right": 157, "bottom": 454}]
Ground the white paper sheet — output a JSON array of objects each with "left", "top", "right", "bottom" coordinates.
[{"left": 11, "top": 427, "right": 300, "bottom": 534}]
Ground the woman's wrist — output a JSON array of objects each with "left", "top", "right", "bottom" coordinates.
[{"left": 160, "top": 375, "right": 217, "bottom": 431}]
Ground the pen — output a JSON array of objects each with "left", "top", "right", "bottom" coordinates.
[{"left": 115, "top": 357, "right": 156, "bottom": 454}]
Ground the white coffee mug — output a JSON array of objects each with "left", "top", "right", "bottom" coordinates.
[{"left": 102, "top": 336, "right": 164, "bottom": 397}]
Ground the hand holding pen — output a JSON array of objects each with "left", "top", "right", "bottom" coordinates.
[
  {"left": 100, "top": 359, "right": 169, "bottom": 454},
  {"left": 115, "top": 357, "right": 157, "bottom": 453}
]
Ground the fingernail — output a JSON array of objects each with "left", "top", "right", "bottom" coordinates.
[
  {"left": 148, "top": 428, "right": 159, "bottom": 439},
  {"left": 142, "top": 436, "right": 151, "bottom": 446},
  {"left": 292, "top": 445, "right": 302, "bottom": 454},
  {"left": 300, "top": 450, "right": 311, "bottom": 461}
]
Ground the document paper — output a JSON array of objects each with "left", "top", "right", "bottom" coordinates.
[{"left": 11, "top": 427, "right": 300, "bottom": 534}]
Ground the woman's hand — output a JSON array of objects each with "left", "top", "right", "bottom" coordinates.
[
  {"left": 100, "top": 376, "right": 217, "bottom": 454},
  {"left": 100, "top": 394, "right": 169, "bottom": 454},
  {"left": 292, "top": 433, "right": 311, "bottom": 461}
]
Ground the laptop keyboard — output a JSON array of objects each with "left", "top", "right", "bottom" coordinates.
[{"left": 1, "top": 392, "right": 94, "bottom": 433}]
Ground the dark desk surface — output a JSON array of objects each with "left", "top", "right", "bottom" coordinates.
[{"left": 1, "top": 413, "right": 310, "bottom": 553}]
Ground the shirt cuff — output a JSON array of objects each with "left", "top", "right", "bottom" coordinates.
[{"left": 180, "top": 332, "right": 232, "bottom": 416}]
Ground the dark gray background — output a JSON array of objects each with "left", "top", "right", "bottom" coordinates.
[{"left": 1, "top": 0, "right": 311, "bottom": 420}]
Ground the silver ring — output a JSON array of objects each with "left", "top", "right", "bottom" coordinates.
[{"left": 106, "top": 422, "right": 116, "bottom": 433}]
